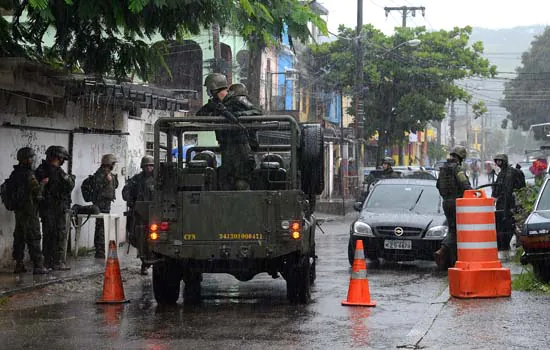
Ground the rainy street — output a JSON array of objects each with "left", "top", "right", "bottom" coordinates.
[{"left": 3, "top": 215, "right": 548, "bottom": 350}]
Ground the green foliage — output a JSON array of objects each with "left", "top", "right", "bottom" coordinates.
[
  {"left": 502, "top": 27, "right": 550, "bottom": 130},
  {"left": 512, "top": 266, "right": 550, "bottom": 293},
  {"left": 472, "top": 100, "right": 488, "bottom": 119},
  {"left": 2, "top": 0, "right": 326, "bottom": 80},
  {"left": 427, "top": 142, "right": 447, "bottom": 163},
  {"left": 514, "top": 181, "right": 542, "bottom": 229},
  {"left": 304, "top": 25, "right": 496, "bottom": 148}
]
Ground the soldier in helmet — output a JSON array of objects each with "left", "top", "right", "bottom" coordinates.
[
  {"left": 8, "top": 148, "right": 50, "bottom": 274},
  {"left": 90, "top": 154, "right": 119, "bottom": 258},
  {"left": 122, "top": 155, "right": 155, "bottom": 275},
  {"left": 35, "top": 145, "right": 75, "bottom": 270},
  {"left": 492, "top": 153, "right": 526, "bottom": 254},
  {"left": 226, "top": 82, "right": 262, "bottom": 151},
  {"left": 196, "top": 73, "right": 256, "bottom": 190},
  {"left": 381, "top": 157, "right": 399, "bottom": 178},
  {"left": 434, "top": 146, "right": 472, "bottom": 269}
]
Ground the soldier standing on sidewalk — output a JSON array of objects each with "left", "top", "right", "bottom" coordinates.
[
  {"left": 492, "top": 153, "right": 526, "bottom": 254},
  {"left": 9, "top": 147, "right": 50, "bottom": 274},
  {"left": 434, "top": 146, "right": 472, "bottom": 269},
  {"left": 35, "top": 146, "right": 75, "bottom": 270},
  {"left": 123, "top": 155, "right": 155, "bottom": 275},
  {"left": 91, "top": 154, "right": 119, "bottom": 259}
]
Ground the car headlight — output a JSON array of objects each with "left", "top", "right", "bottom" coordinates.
[
  {"left": 425, "top": 225, "right": 448, "bottom": 239},
  {"left": 353, "top": 222, "right": 374, "bottom": 237}
]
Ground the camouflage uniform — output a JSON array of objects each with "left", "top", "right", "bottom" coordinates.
[
  {"left": 196, "top": 75, "right": 258, "bottom": 190},
  {"left": 35, "top": 146, "right": 75, "bottom": 270},
  {"left": 123, "top": 156, "right": 154, "bottom": 274},
  {"left": 435, "top": 146, "right": 472, "bottom": 267},
  {"left": 10, "top": 148, "right": 49, "bottom": 274},
  {"left": 92, "top": 154, "right": 119, "bottom": 258},
  {"left": 492, "top": 153, "right": 526, "bottom": 251}
]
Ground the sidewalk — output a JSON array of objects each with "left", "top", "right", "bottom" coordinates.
[
  {"left": 0, "top": 244, "right": 142, "bottom": 298},
  {"left": 316, "top": 197, "right": 357, "bottom": 216}
]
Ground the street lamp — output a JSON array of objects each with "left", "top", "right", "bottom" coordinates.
[{"left": 385, "top": 39, "right": 421, "bottom": 54}]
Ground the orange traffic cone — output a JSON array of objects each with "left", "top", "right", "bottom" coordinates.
[
  {"left": 97, "top": 240, "right": 129, "bottom": 304},
  {"left": 448, "top": 189, "right": 511, "bottom": 298},
  {"left": 342, "top": 240, "right": 376, "bottom": 307}
]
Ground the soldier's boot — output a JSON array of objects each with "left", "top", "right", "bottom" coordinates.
[
  {"left": 434, "top": 246, "right": 449, "bottom": 269},
  {"left": 14, "top": 261, "right": 27, "bottom": 274},
  {"left": 33, "top": 257, "right": 51, "bottom": 275},
  {"left": 52, "top": 262, "right": 71, "bottom": 271}
]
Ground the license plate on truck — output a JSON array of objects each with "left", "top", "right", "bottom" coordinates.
[{"left": 384, "top": 240, "right": 412, "bottom": 250}]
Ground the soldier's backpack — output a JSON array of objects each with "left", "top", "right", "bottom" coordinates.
[
  {"left": 81, "top": 175, "right": 95, "bottom": 203},
  {"left": 0, "top": 175, "right": 24, "bottom": 211}
]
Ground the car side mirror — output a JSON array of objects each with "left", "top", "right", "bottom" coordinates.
[{"left": 353, "top": 202, "right": 363, "bottom": 212}]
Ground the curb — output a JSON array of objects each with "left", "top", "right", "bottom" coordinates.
[
  {"left": 0, "top": 268, "right": 128, "bottom": 298},
  {"left": 396, "top": 285, "right": 451, "bottom": 349}
]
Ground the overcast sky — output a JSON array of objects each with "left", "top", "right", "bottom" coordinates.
[{"left": 319, "top": 0, "right": 550, "bottom": 34}]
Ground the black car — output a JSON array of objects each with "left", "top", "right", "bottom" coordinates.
[
  {"left": 349, "top": 178, "right": 447, "bottom": 268},
  {"left": 359, "top": 168, "right": 437, "bottom": 201},
  {"left": 520, "top": 175, "right": 550, "bottom": 282}
]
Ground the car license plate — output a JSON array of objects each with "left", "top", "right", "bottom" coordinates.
[{"left": 384, "top": 240, "right": 412, "bottom": 250}]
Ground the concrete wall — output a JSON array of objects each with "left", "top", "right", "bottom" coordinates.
[{"left": 0, "top": 90, "right": 180, "bottom": 266}]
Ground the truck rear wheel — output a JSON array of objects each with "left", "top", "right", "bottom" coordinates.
[
  {"left": 183, "top": 272, "right": 202, "bottom": 305},
  {"left": 152, "top": 260, "right": 181, "bottom": 305},
  {"left": 286, "top": 256, "right": 311, "bottom": 304}
]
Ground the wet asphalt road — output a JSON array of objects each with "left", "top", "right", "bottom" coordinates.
[{"left": 1, "top": 214, "right": 548, "bottom": 349}]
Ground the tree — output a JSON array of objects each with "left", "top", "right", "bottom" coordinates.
[
  {"left": 305, "top": 25, "right": 496, "bottom": 163},
  {"left": 1, "top": 0, "right": 326, "bottom": 81},
  {"left": 502, "top": 27, "right": 550, "bottom": 131}
]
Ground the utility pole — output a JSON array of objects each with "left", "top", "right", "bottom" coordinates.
[
  {"left": 355, "top": 0, "right": 364, "bottom": 171},
  {"left": 212, "top": 23, "right": 222, "bottom": 73},
  {"left": 383, "top": 5, "right": 425, "bottom": 165},
  {"left": 384, "top": 6, "right": 426, "bottom": 28}
]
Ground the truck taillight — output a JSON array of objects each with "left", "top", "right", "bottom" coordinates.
[
  {"left": 150, "top": 232, "right": 159, "bottom": 240},
  {"left": 150, "top": 223, "right": 158, "bottom": 232},
  {"left": 159, "top": 222, "right": 169, "bottom": 231},
  {"left": 290, "top": 221, "right": 301, "bottom": 240}
]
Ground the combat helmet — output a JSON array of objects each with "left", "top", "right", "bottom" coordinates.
[
  {"left": 229, "top": 83, "right": 248, "bottom": 96},
  {"left": 46, "top": 145, "right": 71, "bottom": 160},
  {"left": 204, "top": 73, "right": 228, "bottom": 91},
  {"left": 450, "top": 146, "right": 467, "bottom": 161},
  {"left": 140, "top": 155, "right": 154, "bottom": 168},
  {"left": 101, "top": 154, "right": 118, "bottom": 166},
  {"left": 493, "top": 153, "right": 508, "bottom": 164},
  {"left": 382, "top": 157, "right": 395, "bottom": 166},
  {"left": 17, "top": 147, "right": 36, "bottom": 162}
]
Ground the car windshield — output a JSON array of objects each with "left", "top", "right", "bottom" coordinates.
[
  {"left": 365, "top": 183, "right": 441, "bottom": 213},
  {"left": 536, "top": 181, "right": 550, "bottom": 211}
]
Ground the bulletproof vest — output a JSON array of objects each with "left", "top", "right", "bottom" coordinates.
[
  {"left": 94, "top": 169, "right": 117, "bottom": 201},
  {"left": 438, "top": 162, "right": 463, "bottom": 199}
]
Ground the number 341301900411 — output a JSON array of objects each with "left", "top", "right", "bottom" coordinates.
[{"left": 218, "top": 233, "right": 264, "bottom": 240}]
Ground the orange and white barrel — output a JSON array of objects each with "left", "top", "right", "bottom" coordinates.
[{"left": 455, "top": 189, "right": 501, "bottom": 269}]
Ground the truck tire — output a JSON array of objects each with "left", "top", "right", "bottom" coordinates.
[
  {"left": 300, "top": 124, "right": 324, "bottom": 196},
  {"left": 183, "top": 272, "right": 202, "bottom": 305},
  {"left": 286, "top": 256, "right": 311, "bottom": 304},
  {"left": 152, "top": 260, "right": 181, "bottom": 305}
]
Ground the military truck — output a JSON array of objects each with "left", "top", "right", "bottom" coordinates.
[{"left": 134, "top": 115, "right": 324, "bottom": 305}]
